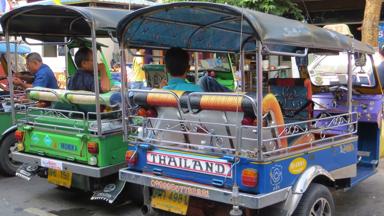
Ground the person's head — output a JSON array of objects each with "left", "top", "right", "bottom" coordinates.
[
  {"left": 26, "top": 52, "right": 43, "bottom": 74},
  {"left": 164, "top": 47, "right": 189, "bottom": 77},
  {"left": 75, "top": 47, "right": 93, "bottom": 71}
]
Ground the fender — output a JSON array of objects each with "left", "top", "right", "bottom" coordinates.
[
  {"left": 282, "top": 165, "right": 335, "bottom": 216},
  {"left": 0, "top": 125, "right": 18, "bottom": 143}
]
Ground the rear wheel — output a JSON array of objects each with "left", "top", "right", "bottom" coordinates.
[
  {"left": 0, "top": 132, "right": 21, "bottom": 176},
  {"left": 293, "top": 183, "right": 335, "bottom": 216}
]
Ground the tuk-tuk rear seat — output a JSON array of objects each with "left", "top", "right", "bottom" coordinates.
[{"left": 131, "top": 90, "right": 298, "bottom": 152}]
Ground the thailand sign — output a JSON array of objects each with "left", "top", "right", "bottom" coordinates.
[{"left": 147, "top": 151, "right": 232, "bottom": 177}]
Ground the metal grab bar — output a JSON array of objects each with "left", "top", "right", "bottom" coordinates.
[
  {"left": 262, "top": 45, "right": 308, "bottom": 57},
  {"left": 22, "top": 36, "right": 73, "bottom": 46},
  {"left": 126, "top": 110, "right": 358, "bottom": 160}
]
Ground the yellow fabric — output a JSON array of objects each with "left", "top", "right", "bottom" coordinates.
[{"left": 131, "top": 56, "right": 146, "bottom": 82}]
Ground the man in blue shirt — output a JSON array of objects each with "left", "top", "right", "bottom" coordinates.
[
  {"left": 163, "top": 47, "right": 203, "bottom": 92},
  {"left": 68, "top": 47, "right": 110, "bottom": 92},
  {"left": 13, "top": 52, "right": 58, "bottom": 89}
]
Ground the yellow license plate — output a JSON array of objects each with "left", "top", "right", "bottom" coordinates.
[
  {"left": 151, "top": 189, "right": 189, "bottom": 215},
  {"left": 47, "top": 169, "right": 72, "bottom": 188}
]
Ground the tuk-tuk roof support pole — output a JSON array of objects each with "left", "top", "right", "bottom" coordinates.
[
  {"left": 14, "top": 36, "right": 18, "bottom": 80},
  {"left": 256, "top": 41, "right": 263, "bottom": 161},
  {"left": 347, "top": 52, "right": 352, "bottom": 114},
  {"left": 64, "top": 37, "right": 69, "bottom": 82},
  {"left": 194, "top": 52, "right": 199, "bottom": 84},
  {"left": 120, "top": 42, "right": 129, "bottom": 142},
  {"left": 5, "top": 25, "right": 16, "bottom": 124},
  {"left": 240, "top": 50, "right": 245, "bottom": 92},
  {"left": 90, "top": 19, "right": 102, "bottom": 136}
]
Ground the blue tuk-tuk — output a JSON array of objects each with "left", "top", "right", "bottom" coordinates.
[{"left": 117, "top": 2, "right": 380, "bottom": 215}]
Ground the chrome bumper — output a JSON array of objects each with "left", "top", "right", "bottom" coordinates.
[
  {"left": 119, "top": 168, "right": 291, "bottom": 209},
  {"left": 12, "top": 151, "right": 125, "bottom": 178}
]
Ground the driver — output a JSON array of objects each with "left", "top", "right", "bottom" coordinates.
[
  {"left": 162, "top": 47, "right": 230, "bottom": 92},
  {"left": 13, "top": 52, "right": 58, "bottom": 89},
  {"left": 68, "top": 47, "right": 110, "bottom": 92}
]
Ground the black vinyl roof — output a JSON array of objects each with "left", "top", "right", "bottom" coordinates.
[
  {"left": 117, "top": 2, "right": 373, "bottom": 54},
  {"left": 1, "top": 5, "right": 131, "bottom": 40}
]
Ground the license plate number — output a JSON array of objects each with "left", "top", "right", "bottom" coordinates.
[
  {"left": 151, "top": 189, "right": 189, "bottom": 215},
  {"left": 47, "top": 169, "right": 72, "bottom": 188}
]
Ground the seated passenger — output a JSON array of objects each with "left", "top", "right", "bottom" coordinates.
[
  {"left": 162, "top": 47, "right": 203, "bottom": 92},
  {"left": 198, "top": 73, "right": 231, "bottom": 92},
  {"left": 13, "top": 52, "right": 58, "bottom": 89},
  {"left": 68, "top": 47, "right": 110, "bottom": 92}
]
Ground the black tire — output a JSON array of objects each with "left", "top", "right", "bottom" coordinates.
[
  {"left": 293, "top": 183, "right": 335, "bottom": 216},
  {"left": 0, "top": 132, "right": 21, "bottom": 176}
]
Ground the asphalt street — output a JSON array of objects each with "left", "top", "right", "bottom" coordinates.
[{"left": 0, "top": 162, "right": 383, "bottom": 216}]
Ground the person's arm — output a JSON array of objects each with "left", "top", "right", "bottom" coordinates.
[
  {"left": 13, "top": 77, "right": 33, "bottom": 89},
  {"left": 98, "top": 63, "right": 110, "bottom": 92}
]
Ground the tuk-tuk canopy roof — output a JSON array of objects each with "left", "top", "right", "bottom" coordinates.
[
  {"left": 1, "top": 5, "right": 130, "bottom": 40},
  {"left": 117, "top": 2, "right": 373, "bottom": 54}
]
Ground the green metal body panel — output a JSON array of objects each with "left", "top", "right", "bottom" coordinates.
[
  {"left": 0, "top": 112, "right": 23, "bottom": 137},
  {"left": 0, "top": 112, "right": 12, "bottom": 136},
  {"left": 19, "top": 123, "right": 125, "bottom": 167}
]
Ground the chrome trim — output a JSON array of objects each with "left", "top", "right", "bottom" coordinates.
[
  {"left": 330, "top": 164, "right": 356, "bottom": 179},
  {"left": 119, "top": 169, "right": 291, "bottom": 209},
  {"left": 12, "top": 152, "right": 125, "bottom": 178}
]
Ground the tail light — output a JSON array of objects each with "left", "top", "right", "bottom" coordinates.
[
  {"left": 137, "top": 107, "right": 158, "bottom": 118},
  {"left": 15, "top": 130, "right": 24, "bottom": 142},
  {"left": 87, "top": 142, "right": 99, "bottom": 154},
  {"left": 241, "top": 117, "right": 256, "bottom": 126},
  {"left": 241, "top": 168, "right": 258, "bottom": 187},
  {"left": 125, "top": 150, "right": 138, "bottom": 166}
]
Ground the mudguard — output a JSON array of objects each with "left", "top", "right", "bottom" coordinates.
[
  {"left": 0, "top": 125, "right": 17, "bottom": 142},
  {"left": 282, "top": 165, "right": 334, "bottom": 216}
]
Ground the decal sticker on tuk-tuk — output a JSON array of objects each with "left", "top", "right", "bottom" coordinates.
[
  {"left": 288, "top": 157, "right": 307, "bottom": 175},
  {"left": 147, "top": 151, "right": 232, "bottom": 177},
  {"left": 150, "top": 179, "right": 210, "bottom": 198},
  {"left": 60, "top": 143, "right": 78, "bottom": 151},
  {"left": 270, "top": 164, "right": 283, "bottom": 191}
]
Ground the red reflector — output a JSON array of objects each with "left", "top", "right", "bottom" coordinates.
[
  {"left": 15, "top": 130, "right": 24, "bottom": 142},
  {"left": 241, "top": 117, "right": 256, "bottom": 126},
  {"left": 241, "top": 168, "right": 258, "bottom": 187},
  {"left": 146, "top": 108, "right": 158, "bottom": 118},
  {"left": 87, "top": 142, "right": 99, "bottom": 154},
  {"left": 125, "top": 150, "right": 138, "bottom": 166}
]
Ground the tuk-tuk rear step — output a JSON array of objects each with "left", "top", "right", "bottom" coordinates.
[
  {"left": 12, "top": 151, "right": 126, "bottom": 178},
  {"left": 119, "top": 168, "right": 291, "bottom": 209}
]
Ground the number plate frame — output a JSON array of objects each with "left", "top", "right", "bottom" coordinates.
[
  {"left": 47, "top": 169, "right": 72, "bottom": 188},
  {"left": 151, "top": 189, "right": 189, "bottom": 215}
]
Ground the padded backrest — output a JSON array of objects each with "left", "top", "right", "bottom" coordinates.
[{"left": 132, "top": 90, "right": 256, "bottom": 115}]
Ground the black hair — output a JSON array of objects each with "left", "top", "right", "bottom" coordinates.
[
  {"left": 75, "top": 47, "right": 92, "bottom": 68},
  {"left": 164, "top": 47, "right": 189, "bottom": 76}
]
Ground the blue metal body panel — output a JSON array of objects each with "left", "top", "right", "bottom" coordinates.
[{"left": 128, "top": 139, "right": 358, "bottom": 195}]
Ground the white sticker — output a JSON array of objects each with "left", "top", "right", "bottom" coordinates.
[{"left": 40, "top": 158, "right": 63, "bottom": 171}]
